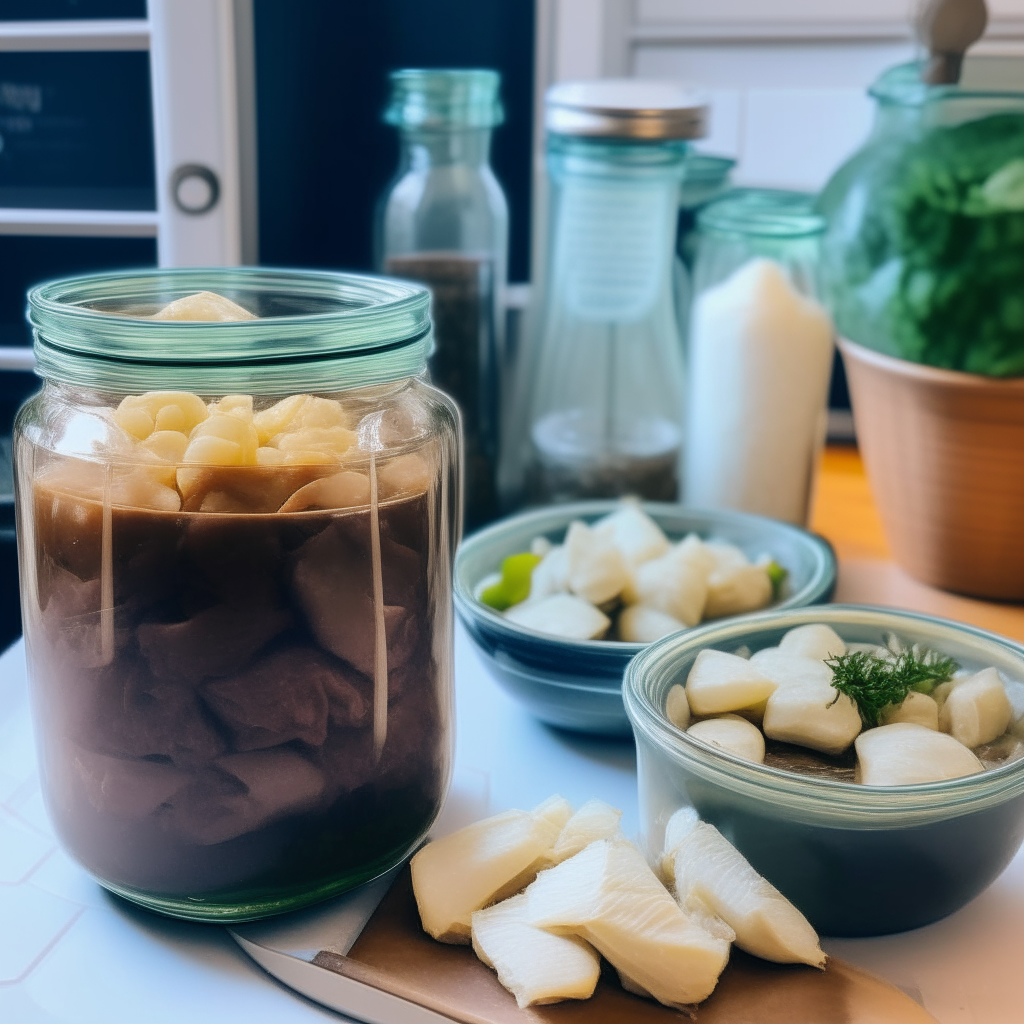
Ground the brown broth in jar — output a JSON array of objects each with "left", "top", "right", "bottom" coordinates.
[{"left": 24, "top": 450, "right": 452, "bottom": 916}]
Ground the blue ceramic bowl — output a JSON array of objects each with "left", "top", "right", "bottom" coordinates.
[
  {"left": 454, "top": 502, "right": 836, "bottom": 736},
  {"left": 625, "top": 605, "right": 1024, "bottom": 936}
]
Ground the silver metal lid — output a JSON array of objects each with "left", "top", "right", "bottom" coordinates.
[{"left": 545, "top": 79, "right": 707, "bottom": 140}]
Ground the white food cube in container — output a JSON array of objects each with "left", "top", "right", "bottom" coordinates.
[
  {"left": 880, "top": 691, "right": 939, "bottom": 731},
  {"left": 565, "top": 520, "right": 629, "bottom": 605},
  {"left": 762, "top": 678, "right": 861, "bottom": 755},
  {"left": 619, "top": 604, "right": 685, "bottom": 643},
  {"left": 778, "top": 623, "right": 846, "bottom": 661},
  {"left": 703, "top": 563, "right": 773, "bottom": 619},
  {"left": 855, "top": 723, "right": 983, "bottom": 785},
  {"left": 685, "top": 649, "right": 777, "bottom": 715},
  {"left": 529, "top": 544, "right": 569, "bottom": 601},
  {"left": 504, "top": 593, "right": 610, "bottom": 640},
  {"left": 687, "top": 715, "right": 766, "bottom": 763},
  {"left": 939, "top": 667, "right": 1013, "bottom": 748},
  {"left": 624, "top": 534, "right": 715, "bottom": 627},
  {"left": 592, "top": 501, "right": 671, "bottom": 566}
]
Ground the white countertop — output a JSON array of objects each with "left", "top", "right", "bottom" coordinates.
[{"left": 2, "top": 628, "right": 1022, "bottom": 1023}]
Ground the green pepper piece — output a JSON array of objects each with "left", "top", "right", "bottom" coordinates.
[
  {"left": 766, "top": 560, "right": 788, "bottom": 598},
  {"left": 480, "top": 552, "right": 542, "bottom": 611}
]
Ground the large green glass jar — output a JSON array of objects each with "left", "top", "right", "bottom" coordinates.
[
  {"left": 14, "top": 268, "right": 461, "bottom": 921},
  {"left": 818, "top": 57, "right": 1024, "bottom": 375}
]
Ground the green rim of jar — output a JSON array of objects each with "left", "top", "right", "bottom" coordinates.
[
  {"left": 697, "top": 188, "right": 824, "bottom": 240},
  {"left": 384, "top": 68, "right": 504, "bottom": 130},
  {"left": 27, "top": 266, "right": 433, "bottom": 395}
]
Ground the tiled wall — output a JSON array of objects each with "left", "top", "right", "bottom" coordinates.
[{"left": 634, "top": 40, "right": 912, "bottom": 191}]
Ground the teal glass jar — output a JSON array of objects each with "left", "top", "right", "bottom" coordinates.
[
  {"left": 818, "top": 57, "right": 1024, "bottom": 375},
  {"left": 503, "top": 81, "right": 706, "bottom": 508},
  {"left": 14, "top": 267, "right": 461, "bottom": 921},
  {"left": 378, "top": 69, "right": 508, "bottom": 532}
]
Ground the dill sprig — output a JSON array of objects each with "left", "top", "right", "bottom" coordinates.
[{"left": 825, "top": 640, "right": 958, "bottom": 728}]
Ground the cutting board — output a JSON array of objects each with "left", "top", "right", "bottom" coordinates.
[{"left": 306, "top": 869, "right": 936, "bottom": 1024}]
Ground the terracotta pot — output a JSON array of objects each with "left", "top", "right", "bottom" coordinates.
[{"left": 839, "top": 338, "right": 1024, "bottom": 600}]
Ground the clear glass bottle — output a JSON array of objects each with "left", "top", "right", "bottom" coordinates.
[
  {"left": 378, "top": 68, "right": 508, "bottom": 532},
  {"left": 15, "top": 267, "right": 461, "bottom": 921},
  {"left": 818, "top": 57, "right": 1024, "bottom": 376},
  {"left": 685, "top": 190, "right": 833, "bottom": 525},
  {"left": 503, "top": 80, "right": 705, "bottom": 507}
]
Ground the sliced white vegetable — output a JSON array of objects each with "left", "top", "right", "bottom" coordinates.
[
  {"left": 938, "top": 667, "right": 1013, "bottom": 749},
  {"left": 687, "top": 715, "right": 766, "bottom": 764},
  {"left": 880, "top": 691, "right": 939, "bottom": 731},
  {"left": 533, "top": 794, "right": 574, "bottom": 831},
  {"left": 529, "top": 545, "right": 569, "bottom": 601},
  {"left": 665, "top": 684, "right": 691, "bottom": 730},
  {"left": 662, "top": 806, "right": 700, "bottom": 861},
  {"left": 671, "top": 822, "right": 825, "bottom": 967},
  {"left": 564, "top": 520, "right": 629, "bottom": 605},
  {"left": 505, "top": 593, "right": 610, "bottom": 641},
  {"left": 685, "top": 649, "right": 777, "bottom": 715},
  {"left": 619, "top": 604, "right": 685, "bottom": 643},
  {"left": 762, "top": 678, "right": 861, "bottom": 755},
  {"left": 471, "top": 894, "right": 600, "bottom": 1008},
  {"left": 592, "top": 501, "right": 671, "bottom": 566},
  {"left": 703, "top": 564, "right": 773, "bottom": 620},
  {"left": 855, "top": 723, "right": 983, "bottom": 785},
  {"left": 548, "top": 799, "right": 623, "bottom": 865},
  {"left": 749, "top": 647, "right": 834, "bottom": 690},
  {"left": 410, "top": 799, "right": 565, "bottom": 943},
  {"left": 524, "top": 839, "right": 732, "bottom": 1009},
  {"left": 624, "top": 534, "right": 715, "bottom": 627},
  {"left": 778, "top": 624, "right": 846, "bottom": 661}
]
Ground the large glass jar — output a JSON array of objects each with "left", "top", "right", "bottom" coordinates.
[
  {"left": 14, "top": 268, "right": 461, "bottom": 921},
  {"left": 819, "top": 57, "right": 1024, "bottom": 375},
  {"left": 378, "top": 68, "right": 508, "bottom": 532},
  {"left": 502, "top": 81, "right": 706, "bottom": 508}
]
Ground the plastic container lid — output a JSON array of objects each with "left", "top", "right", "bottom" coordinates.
[{"left": 545, "top": 79, "right": 706, "bottom": 140}]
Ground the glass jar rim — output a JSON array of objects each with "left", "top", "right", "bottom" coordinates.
[
  {"left": 870, "top": 58, "right": 1024, "bottom": 108},
  {"left": 384, "top": 68, "right": 504, "bottom": 130},
  {"left": 624, "top": 604, "right": 1024, "bottom": 826},
  {"left": 697, "top": 188, "right": 824, "bottom": 239},
  {"left": 27, "top": 266, "right": 433, "bottom": 395}
]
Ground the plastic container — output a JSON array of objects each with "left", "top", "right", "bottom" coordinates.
[
  {"left": 378, "top": 68, "right": 508, "bottom": 531},
  {"left": 503, "top": 80, "right": 706, "bottom": 508},
  {"left": 14, "top": 267, "right": 461, "bottom": 921},
  {"left": 624, "top": 605, "right": 1024, "bottom": 936},
  {"left": 454, "top": 501, "right": 836, "bottom": 736}
]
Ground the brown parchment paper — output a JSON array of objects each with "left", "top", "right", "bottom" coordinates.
[{"left": 312, "top": 870, "right": 936, "bottom": 1024}]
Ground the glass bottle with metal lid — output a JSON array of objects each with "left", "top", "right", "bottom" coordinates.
[
  {"left": 378, "top": 68, "right": 508, "bottom": 531},
  {"left": 502, "top": 80, "right": 706, "bottom": 507}
]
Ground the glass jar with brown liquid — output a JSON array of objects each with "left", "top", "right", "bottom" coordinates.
[{"left": 14, "top": 268, "right": 461, "bottom": 921}]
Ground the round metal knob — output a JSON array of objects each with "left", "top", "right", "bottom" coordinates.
[{"left": 170, "top": 163, "right": 221, "bottom": 216}]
